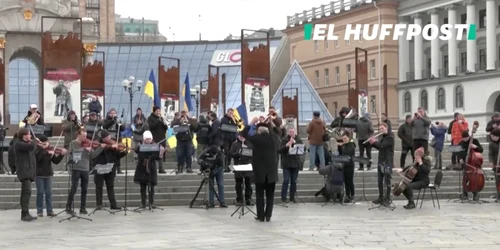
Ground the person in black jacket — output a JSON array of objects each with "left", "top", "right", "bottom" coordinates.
[
  {"left": 147, "top": 106, "right": 168, "bottom": 174},
  {"left": 485, "top": 112, "right": 500, "bottom": 142},
  {"left": 133, "top": 131, "right": 162, "bottom": 208},
  {"left": 207, "top": 112, "right": 222, "bottom": 146},
  {"left": 170, "top": 110, "right": 198, "bottom": 174},
  {"left": 8, "top": 133, "right": 20, "bottom": 174},
  {"left": 337, "top": 130, "right": 356, "bottom": 203},
  {"left": 198, "top": 145, "right": 227, "bottom": 208},
  {"left": 15, "top": 128, "right": 40, "bottom": 221},
  {"left": 85, "top": 111, "right": 102, "bottom": 140},
  {"left": 355, "top": 113, "right": 373, "bottom": 170},
  {"left": 381, "top": 113, "right": 392, "bottom": 133},
  {"left": 230, "top": 134, "right": 254, "bottom": 206},
  {"left": 22, "top": 104, "right": 45, "bottom": 126},
  {"left": 366, "top": 123, "right": 394, "bottom": 205},
  {"left": 488, "top": 128, "right": 500, "bottom": 202},
  {"left": 278, "top": 127, "right": 303, "bottom": 203},
  {"left": 330, "top": 107, "right": 350, "bottom": 129},
  {"left": 241, "top": 117, "right": 280, "bottom": 222},
  {"left": 220, "top": 108, "right": 238, "bottom": 172},
  {"left": 34, "top": 135, "right": 65, "bottom": 217},
  {"left": 196, "top": 115, "right": 211, "bottom": 156},
  {"left": 88, "top": 96, "right": 103, "bottom": 116},
  {"left": 458, "top": 130, "right": 484, "bottom": 201},
  {"left": 400, "top": 147, "right": 431, "bottom": 209},
  {"left": 397, "top": 115, "right": 414, "bottom": 168},
  {"left": 102, "top": 108, "right": 126, "bottom": 174}
]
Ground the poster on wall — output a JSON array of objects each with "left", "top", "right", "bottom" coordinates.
[
  {"left": 81, "top": 89, "right": 104, "bottom": 118},
  {"left": 244, "top": 76, "right": 269, "bottom": 119},
  {"left": 284, "top": 117, "right": 298, "bottom": 132},
  {"left": 358, "top": 89, "right": 368, "bottom": 118},
  {"left": 43, "top": 68, "right": 81, "bottom": 123},
  {"left": 161, "top": 96, "right": 179, "bottom": 123},
  {"left": 210, "top": 102, "right": 218, "bottom": 117}
]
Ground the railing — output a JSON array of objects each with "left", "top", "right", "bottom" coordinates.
[{"left": 286, "top": 0, "right": 370, "bottom": 28}]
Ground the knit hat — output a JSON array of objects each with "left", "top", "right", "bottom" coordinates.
[
  {"left": 143, "top": 130, "right": 153, "bottom": 140},
  {"left": 100, "top": 130, "right": 110, "bottom": 138},
  {"left": 153, "top": 106, "right": 161, "bottom": 112},
  {"left": 313, "top": 111, "right": 320, "bottom": 117}
]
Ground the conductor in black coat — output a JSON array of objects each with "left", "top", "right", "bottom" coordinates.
[{"left": 241, "top": 117, "right": 280, "bottom": 222}]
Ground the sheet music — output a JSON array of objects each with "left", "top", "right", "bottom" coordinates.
[
  {"left": 72, "top": 152, "right": 82, "bottom": 162},
  {"left": 233, "top": 164, "right": 253, "bottom": 171},
  {"left": 288, "top": 144, "right": 305, "bottom": 155}
]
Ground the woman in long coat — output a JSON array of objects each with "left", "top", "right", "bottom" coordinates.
[{"left": 134, "top": 131, "right": 159, "bottom": 208}]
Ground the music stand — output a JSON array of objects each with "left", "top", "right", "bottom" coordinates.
[
  {"left": 220, "top": 124, "right": 238, "bottom": 133},
  {"left": 322, "top": 155, "right": 350, "bottom": 207},
  {"left": 352, "top": 156, "right": 372, "bottom": 204},
  {"left": 447, "top": 146, "right": 466, "bottom": 202},
  {"left": 134, "top": 144, "right": 164, "bottom": 212},
  {"left": 230, "top": 164, "right": 256, "bottom": 218},
  {"left": 368, "top": 164, "right": 396, "bottom": 211},
  {"left": 89, "top": 163, "right": 118, "bottom": 216},
  {"left": 288, "top": 144, "right": 306, "bottom": 204},
  {"left": 170, "top": 125, "right": 191, "bottom": 174}
]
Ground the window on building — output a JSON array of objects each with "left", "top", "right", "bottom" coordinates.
[
  {"left": 404, "top": 92, "right": 411, "bottom": 113},
  {"left": 335, "top": 66, "right": 340, "bottom": 85},
  {"left": 325, "top": 40, "right": 329, "bottom": 50},
  {"left": 444, "top": 55, "right": 448, "bottom": 73},
  {"left": 315, "top": 70, "right": 320, "bottom": 87},
  {"left": 334, "top": 39, "right": 339, "bottom": 48},
  {"left": 370, "top": 95, "right": 376, "bottom": 113},
  {"left": 420, "top": 90, "right": 428, "bottom": 111},
  {"left": 461, "top": 52, "right": 467, "bottom": 72},
  {"left": 455, "top": 85, "right": 464, "bottom": 108},
  {"left": 370, "top": 60, "right": 376, "bottom": 79},
  {"left": 346, "top": 39, "right": 350, "bottom": 46},
  {"left": 314, "top": 40, "right": 319, "bottom": 52},
  {"left": 461, "top": 13, "right": 467, "bottom": 24},
  {"left": 333, "top": 102, "right": 338, "bottom": 117},
  {"left": 479, "top": 9, "right": 486, "bottom": 28},
  {"left": 346, "top": 64, "right": 351, "bottom": 81},
  {"left": 324, "top": 68, "right": 330, "bottom": 86},
  {"left": 498, "top": 6, "right": 500, "bottom": 24},
  {"left": 427, "top": 58, "right": 431, "bottom": 70},
  {"left": 437, "top": 88, "right": 446, "bottom": 110},
  {"left": 479, "top": 49, "right": 486, "bottom": 70}
]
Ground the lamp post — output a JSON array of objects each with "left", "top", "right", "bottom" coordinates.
[
  {"left": 374, "top": 0, "right": 382, "bottom": 125},
  {"left": 191, "top": 84, "right": 201, "bottom": 118},
  {"left": 120, "top": 75, "right": 142, "bottom": 215},
  {"left": 200, "top": 80, "right": 209, "bottom": 115}
]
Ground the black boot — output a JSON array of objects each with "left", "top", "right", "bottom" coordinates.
[
  {"left": 403, "top": 200, "right": 416, "bottom": 209},
  {"left": 177, "top": 165, "right": 184, "bottom": 174},
  {"left": 65, "top": 203, "right": 74, "bottom": 214},
  {"left": 158, "top": 161, "right": 166, "bottom": 174},
  {"left": 116, "top": 165, "right": 123, "bottom": 174},
  {"left": 140, "top": 193, "right": 147, "bottom": 208},
  {"left": 372, "top": 197, "right": 383, "bottom": 204},
  {"left": 21, "top": 211, "right": 37, "bottom": 222}
]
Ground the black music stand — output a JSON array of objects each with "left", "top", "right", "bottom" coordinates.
[
  {"left": 189, "top": 169, "right": 222, "bottom": 209},
  {"left": 29, "top": 125, "right": 46, "bottom": 137},
  {"left": 447, "top": 146, "right": 467, "bottom": 202},
  {"left": 88, "top": 163, "right": 118, "bottom": 216},
  {"left": 230, "top": 163, "right": 256, "bottom": 218},
  {"left": 170, "top": 125, "right": 190, "bottom": 174},
  {"left": 368, "top": 164, "right": 396, "bottom": 211},
  {"left": 134, "top": 144, "right": 164, "bottom": 212},
  {"left": 353, "top": 156, "right": 372, "bottom": 204},
  {"left": 322, "top": 155, "right": 350, "bottom": 207}
]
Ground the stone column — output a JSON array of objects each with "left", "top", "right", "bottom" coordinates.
[
  {"left": 486, "top": 0, "right": 497, "bottom": 70},
  {"left": 429, "top": 10, "right": 440, "bottom": 77},
  {"left": 83, "top": 43, "right": 96, "bottom": 65},
  {"left": 413, "top": 14, "right": 423, "bottom": 80},
  {"left": 447, "top": 5, "right": 457, "bottom": 76},
  {"left": 398, "top": 18, "right": 410, "bottom": 82},
  {"left": 466, "top": 0, "right": 477, "bottom": 72}
]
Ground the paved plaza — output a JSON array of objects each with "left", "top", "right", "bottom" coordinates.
[{"left": 0, "top": 201, "right": 499, "bottom": 250}]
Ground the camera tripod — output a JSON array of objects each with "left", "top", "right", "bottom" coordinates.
[{"left": 189, "top": 169, "right": 221, "bottom": 209}]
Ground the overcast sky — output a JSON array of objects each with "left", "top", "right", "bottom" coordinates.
[{"left": 115, "top": 0, "right": 371, "bottom": 41}]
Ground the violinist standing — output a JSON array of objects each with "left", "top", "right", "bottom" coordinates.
[
  {"left": 488, "top": 129, "right": 500, "bottom": 202},
  {"left": 66, "top": 129, "right": 99, "bottom": 215},
  {"left": 34, "top": 135, "right": 65, "bottom": 217},
  {"left": 15, "top": 128, "right": 40, "bottom": 222},
  {"left": 134, "top": 131, "right": 163, "bottom": 208},
  {"left": 400, "top": 147, "right": 431, "bottom": 209},
  {"left": 102, "top": 108, "right": 125, "bottom": 174},
  {"left": 458, "top": 131, "right": 484, "bottom": 201},
  {"left": 92, "top": 130, "right": 125, "bottom": 210}
]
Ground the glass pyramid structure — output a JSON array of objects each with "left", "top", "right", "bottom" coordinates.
[{"left": 271, "top": 60, "right": 333, "bottom": 125}]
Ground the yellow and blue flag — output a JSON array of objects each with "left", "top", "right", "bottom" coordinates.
[
  {"left": 144, "top": 70, "right": 160, "bottom": 109},
  {"left": 233, "top": 103, "right": 248, "bottom": 131},
  {"left": 182, "top": 73, "right": 193, "bottom": 112},
  {"left": 167, "top": 134, "right": 198, "bottom": 149}
]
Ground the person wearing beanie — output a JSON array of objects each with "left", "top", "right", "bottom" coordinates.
[
  {"left": 330, "top": 107, "right": 351, "bottom": 129},
  {"left": 147, "top": 106, "right": 169, "bottom": 174},
  {"left": 15, "top": 128, "right": 39, "bottom": 221},
  {"left": 34, "top": 135, "right": 65, "bottom": 217},
  {"left": 102, "top": 108, "right": 126, "bottom": 174},
  {"left": 170, "top": 110, "right": 198, "bottom": 174},
  {"left": 356, "top": 112, "right": 374, "bottom": 170},
  {"left": 307, "top": 111, "right": 326, "bottom": 171},
  {"left": 133, "top": 130, "right": 162, "bottom": 208},
  {"left": 84, "top": 111, "right": 102, "bottom": 140},
  {"left": 458, "top": 130, "right": 483, "bottom": 201},
  {"left": 397, "top": 114, "right": 414, "bottom": 168},
  {"left": 22, "top": 104, "right": 44, "bottom": 126},
  {"left": 62, "top": 110, "right": 81, "bottom": 149},
  {"left": 488, "top": 128, "right": 500, "bottom": 202}
]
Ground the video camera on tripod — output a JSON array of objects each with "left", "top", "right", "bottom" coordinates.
[{"left": 200, "top": 154, "right": 217, "bottom": 172}]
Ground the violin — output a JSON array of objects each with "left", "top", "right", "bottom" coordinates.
[
  {"left": 106, "top": 139, "right": 127, "bottom": 151},
  {"left": 463, "top": 121, "right": 485, "bottom": 193},
  {"left": 82, "top": 139, "right": 127, "bottom": 151},
  {"left": 46, "top": 146, "right": 66, "bottom": 155},
  {"left": 81, "top": 139, "right": 103, "bottom": 149}
]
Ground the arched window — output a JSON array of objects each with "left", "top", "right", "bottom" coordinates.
[
  {"left": 455, "top": 85, "right": 464, "bottom": 108},
  {"left": 404, "top": 92, "right": 412, "bottom": 113},
  {"left": 437, "top": 88, "right": 446, "bottom": 110},
  {"left": 420, "top": 89, "right": 428, "bottom": 111}
]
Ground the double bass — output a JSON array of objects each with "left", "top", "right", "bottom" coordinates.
[{"left": 462, "top": 121, "right": 485, "bottom": 193}]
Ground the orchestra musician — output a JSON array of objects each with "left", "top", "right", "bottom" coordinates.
[
  {"left": 147, "top": 106, "right": 168, "bottom": 174},
  {"left": 458, "top": 131, "right": 484, "bottom": 201},
  {"left": 488, "top": 128, "right": 500, "bottom": 202},
  {"left": 15, "top": 128, "right": 40, "bottom": 222},
  {"left": 91, "top": 130, "right": 125, "bottom": 210},
  {"left": 279, "top": 127, "right": 303, "bottom": 203},
  {"left": 65, "top": 129, "right": 98, "bottom": 215},
  {"left": 399, "top": 147, "right": 431, "bottom": 209},
  {"left": 220, "top": 108, "right": 238, "bottom": 172},
  {"left": 367, "top": 123, "right": 395, "bottom": 205},
  {"left": 330, "top": 107, "right": 351, "bottom": 129},
  {"left": 268, "top": 106, "right": 283, "bottom": 128},
  {"left": 8, "top": 133, "right": 20, "bottom": 175},
  {"left": 62, "top": 110, "right": 81, "bottom": 149},
  {"left": 84, "top": 111, "right": 102, "bottom": 140},
  {"left": 102, "top": 108, "right": 125, "bottom": 174},
  {"left": 336, "top": 130, "right": 356, "bottom": 203},
  {"left": 229, "top": 133, "right": 254, "bottom": 206},
  {"left": 171, "top": 110, "right": 198, "bottom": 174},
  {"left": 22, "top": 104, "right": 44, "bottom": 126},
  {"left": 34, "top": 135, "right": 66, "bottom": 217},
  {"left": 134, "top": 131, "right": 163, "bottom": 208}
]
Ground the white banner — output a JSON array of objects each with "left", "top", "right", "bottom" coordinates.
[{"left": 210, "top": 48, "right": 277, "bottom": 67}]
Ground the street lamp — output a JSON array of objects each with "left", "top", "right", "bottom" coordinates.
[
  {"left": 199, "top": 80, "right": 209, "bottom": 116},
  {"left": 191, "top": 84, "right": 201, "bottom": 118},
  {"left": 120, "top": 75, "right": 142, "bottom": 214}
]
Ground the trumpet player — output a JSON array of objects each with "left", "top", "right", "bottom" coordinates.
[
  {"left": 103, "top": 108, "right": 125, "bottom": 174},
  {"left": 279, "top": 127, "right": 303, "bottom": 203},
  {"left": 366, "top": 123, "right": 394, "bottom": 205},
  {"left": 147, "top": 106, "right": 169, "bottom": 174},
  {"left": 171, "top": 110, "right": 198, "bottom": 174},
  {"left": 62, "top": 110, "right": 81, "bottom": 150},
  {"left": 23, "top": 104, "right": 44, "bottom": 126},
  {"left": 221, "top": 108, "right": 238, "bottom": 172},
  {"left": 330, "top": 107, "right": 350, "bottom": 129},
  {"left": 356, "top": 113, "right": 374, "bottom": 171},
  {"left": 268, "top": 106, "right": 283, "bottom": 128}
]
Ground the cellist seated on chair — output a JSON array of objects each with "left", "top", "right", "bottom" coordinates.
[
  {"left": 399, "top": 147, "right": 431, "bottom": 209},
  {"left": 458, "top": 131, "right": 484, "bottom": 201}
]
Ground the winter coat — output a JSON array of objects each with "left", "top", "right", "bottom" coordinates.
[
  {"left": 241, "top": 124, "right": 280, "bottom": 183},
  {"left": 307, "top": 117, "right": 326, "bottom": 145},
  {"left": 356, "top": 116, "right": 374, "bottom": 141},
  {"left": 278, "top": 136, "right": 303, "bottom": 169},
  {"left": 88, "top": 100, "right": 102, "bottom": 114},
  {"left": 35, "top": 146, "right": 64, "bottom": 177},
  {"left": 397, "top": 123, "right": 413, "bottom": 148},
  {"left": 411, "top": 115, "right": 431, "bottom": 140},
  {"left": 430, "top": 126, "right": 447, "bottom": 152},
  {"left": 133, "top": 145, "right": 158, "bottom": 186},
  {"left": 62, "top": 119, "right": 80, "bottom": 147},
  {"left": 15, "top": 139, "right": 38, "bottom": 182},
  {"left": 451, "top": 120, "right": 469, "bottom": 145},
  {"left": 146, "top": 113, "right": 168, "bottom": 144}
]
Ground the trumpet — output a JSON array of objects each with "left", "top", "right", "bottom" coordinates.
[
  {"left": 262, "top": 109, "right": 280, "bottom": 123},
  {"left": 363, "top": 132, "right": 384, "bottom": 144},
  {"left": 26, "top": 112, "right": 40, "bottom": 125}
]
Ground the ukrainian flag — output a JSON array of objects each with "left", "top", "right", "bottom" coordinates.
[
  {"left": 182, "top": 73, "right": 193, "bottom": 112},
  {"left": 144, "top": 70, "right": 160, "bottom": 108},
  {"left": 167, "top": 134, "right": 198, "bottom": 149},
  {"left": 233, "top": 103, "right": 248, "bottom": 131}
]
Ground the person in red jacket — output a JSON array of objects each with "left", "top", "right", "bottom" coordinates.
[{"left": 450, "top": 114, "right": 468, "bottom": 169}]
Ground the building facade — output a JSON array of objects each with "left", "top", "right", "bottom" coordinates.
[
  {"left": 283, "top": 0, "right": 400, "bottom": 121},
  {"left": 397, "top": 0, "right": 500, "bottom": 128},
  {"left": 115, "top": 15, "right": 167, "bottom": 43},
  {"left": 79, "top": 0, "right": 116, "bottom": 42}
]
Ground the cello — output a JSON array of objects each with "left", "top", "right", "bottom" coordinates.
[{"left": 462, "top": 121, "right": 485, "bottom": 193}]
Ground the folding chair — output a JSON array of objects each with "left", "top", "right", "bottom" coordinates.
[{"left": 416, "top": 170, "right": 443, "bottom": 209}]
